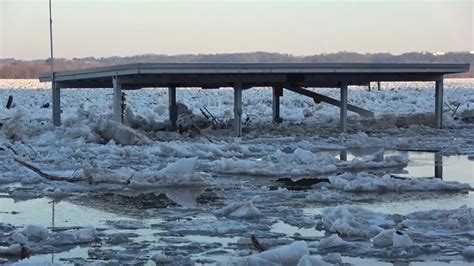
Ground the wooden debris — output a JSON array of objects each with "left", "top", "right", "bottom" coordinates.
[
  {"left": 14, "top": 158, "right": 85, "bottom": 182},
  {"left": 6, "top": 95, "right": 14, "bottom": 109},
  {"left": 2, "top": 144, "right": 18, "bottom": 155},
  {"left": 13, "top": 157, "right": 132, "bottom": 185},
  {"left": 192, "top": 122, "right": 213, "bottom": 143},
  {"left": 200, "top": 106, "right": 221, "bottom": 128},
  {"left": 251, "top": 234, "right": 265, "bottom": 252},
  {"left": 444, "top": 102, "right": 461, "bottom": 117}
]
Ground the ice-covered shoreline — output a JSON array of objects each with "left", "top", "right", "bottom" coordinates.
[{"left": 1, "top": 79, "right": 473, "bottom": 265}]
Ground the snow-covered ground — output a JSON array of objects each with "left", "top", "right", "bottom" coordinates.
[{"left": 0, "top": 79, "right": 473, "bottom": 265}]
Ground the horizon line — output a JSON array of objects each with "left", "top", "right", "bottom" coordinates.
[{"left": 2, "top": 50, "right": 474, "bottom": 62}]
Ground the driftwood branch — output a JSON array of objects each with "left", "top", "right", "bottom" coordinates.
[
  {"left": 6, "top": 95, "right": 14, "bottom": 109},
  {"left": 444, "top": 102, "right": 461, "bottom": 117},
  {"left": 14, "top": 158, "right": 86, "bottom": 182},
  {"left": 251, "top": 234, "right": 265, "bottom": 252},
  {"left": 200, "top": 106, "right": 221, "bottom": 128},
  {"left": 192, "top": 122, "right": 213, "bottom": 143},
  {"left": 2, "top": 144, "right": 19, "bottom": 156},
  {"left": 14, "top": 158, "right": 132, "bottom": 185}
]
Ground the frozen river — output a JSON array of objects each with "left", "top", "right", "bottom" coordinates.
[{"left": 0, "top": 79, "right": 473, "bottom": 265}]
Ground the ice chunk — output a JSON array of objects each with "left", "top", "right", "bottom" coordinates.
[
  {"left": 82, "top": 167, "right": 131, "bottom": 184},
  {"left": 106, "top": 220, "right": 145, "bottom": 230},
  {"left": 323, "top": 253, "right": 342, "bottom": 264},
  {"left": 402, "top": 206, "right": 474, "bottom": 235},
  {"left": 321, "top": 205, "right": 394, "bottom": 238},
  {"left": 218, "top": 157, "right": 276, "bottom": 176},
  {"left": 11, "top": 232, "right": 28, "bottom": 244},
  {"left": 154, "top": 105, "right": 167, "bottom": 116},
  {"left": 0, "top": 244, "right": 30, "bottom": 257},
  {"left": 371, "top": 229, "right": 395, "bottom": 247},
  {"left": 305, "top": 187, "right": 347, "bottom": 202},
  {"left": 462, "top": 246, "right": 474, "bottom": 258},
  {"left": 11, "top": 258, "right": 59, "bottom": 266},
  {"left": 63, "top": 124, "right": 96, "bottom": 141},
  {"left": 358, "top": 149, "right": 385, "bottom": 162},
  {"left": 328, "top": 172, "right": 471, "bottom": 192},
  {"left": 146, "top": 157, "right": 210, "bottom": 187},
  {"left": 150, "top": 251, "right": 172, "bottom": 264},
  {"left": 392, "top": 230, "right": 414, "bottom": 248},
  {"left": 297, "top": 255, "right": 329, "bottom": 266},
  {"left": 242, "top": 256, "right": 275, "bottom": 265},
  {"left": 22, "top": 224, "right": 49, "bottom": 241},
  {"left": 152, "top": 157, "right": 209, "bottom": 186},
  {"left": 46, "top": 226, "right": 97, "bottom": 245},
  {"left": 1, "top": 108, "right": 25, "bottom": 141},
  {"left": 214, "top": 200, "right": 264, "bottom": 219},
  {"left": 76, "top": 226, "right": 97, "bottom": 242},
  {"left": 251, "top": 241, "right": 309, "bottom": 265},
  {"left": 93, "top": 118, "right": 149, "bottom": 145},
  {"left": 318, "top": 234, "right": 349, "bottom": 249},
  {"left": 159, "top": 157, "right": 198, "bottom": 176},
  {"left": 293, "top": 148, "right": 315, "bottom": 164},
  {"left": 341, "top": 154, "right": 409, "bottom": 170}
]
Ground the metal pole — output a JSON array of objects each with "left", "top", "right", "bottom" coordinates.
[
  {"left": 112, "top": 77, "right": 122, "bottom": 122},
  {"left": 272, "top": 86, "right": 283, "bottom": 123},
  {"left": 340, "top": 82, "right": 348, "bottom": 132},
  {"left": 49, "top": 0, "right": 60, "bottom": 126},
  {"left": 168, "top": 86, "right": 177, "bottom": 131},
  {"left": 234, "top": 82, "right": 243, "bottom": 137},
  {"left": 434, "top": 152, "right": 443, "bottom": 179},
  {"left": 435, "top": 78, "right": 444, "bottom": 129},
  {"left": 49, "top": 0, "right": 54, "bottom": 77}
]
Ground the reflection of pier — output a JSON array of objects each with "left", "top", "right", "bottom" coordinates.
[
  {"left": 339, "top": 150, "right": 348, "bottom": 161},
  {"left": 64, "top": 187, "right": 210, "bottom": 218},
  {"left": 339, "top": 150, "right": 444, "bottom": 179},
  {"left": 435, "top": 152, "right": 443, "bottom": 179}
]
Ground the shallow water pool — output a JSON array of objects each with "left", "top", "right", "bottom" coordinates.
[{"left": 1, "top": 151, "right": 473, "bottom": 265}]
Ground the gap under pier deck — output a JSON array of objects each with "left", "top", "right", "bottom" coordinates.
[{"left": 39, "top": 63, "right": 470, "bottom": 136}]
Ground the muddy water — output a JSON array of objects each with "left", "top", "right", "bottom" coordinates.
[{"left": 1, "top": 151, "right": 473, "bottom": 265}]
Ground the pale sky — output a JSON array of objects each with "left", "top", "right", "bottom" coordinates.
[{"left": 1, "top": 0, "right": 473, "bottom": 60}]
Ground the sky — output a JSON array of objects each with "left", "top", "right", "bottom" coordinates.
[{"left": 0, "top": 0, "right": 473, "bottom": 60}]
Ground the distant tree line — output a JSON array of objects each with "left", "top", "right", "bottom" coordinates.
[{"left": 1, "top": 51, "right": 473, "bottom": 79}]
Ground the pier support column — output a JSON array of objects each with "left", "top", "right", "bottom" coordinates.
[
  {"left": 434, "top": 78, "right": 444, "bottom": 129},
  {"left": 168, "top": 86, "right": 177, "bottom": 131},
  {"left": 234, "top": 82, "right": 243, "bottom": 137},
  {"left": 272, "top": 86, "right": 283, "bottom": 123},
  {"left": 112, "top": 77, "right": 122, "bottom": 123},
  {"left": 340, "top": 82, "right": 348, "bottom": 133},
  {"left": 52, "top": 79, "right": 61, "bottom": 126}
]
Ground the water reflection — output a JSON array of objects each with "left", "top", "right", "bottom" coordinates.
[
  {"left": 162, "top": 187, "right": 206, "bottom": 208},
  {"left": 339, "top": 150, "right": 347, "bottom": 161},
  {"left": 338, "top": 150, "right": 448, "bottom": 179},
  {"left": 434, "top": 152, "right": 443, "bottom": 179}
]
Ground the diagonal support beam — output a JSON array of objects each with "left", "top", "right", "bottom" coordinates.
[{"left": 284, "top": 86, "right": 374, "bottom": 118}]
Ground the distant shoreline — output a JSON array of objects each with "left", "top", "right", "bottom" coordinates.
[{"left": 1, "top": 51, "right": 473, "bottom": 79}]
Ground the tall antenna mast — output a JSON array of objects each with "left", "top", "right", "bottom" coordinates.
[
  {"left": 49, "top": 0, "right": 60, "bottom": 126},
  {"left": 49, "top": 0, "right": 55, "bottom": 95}
]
